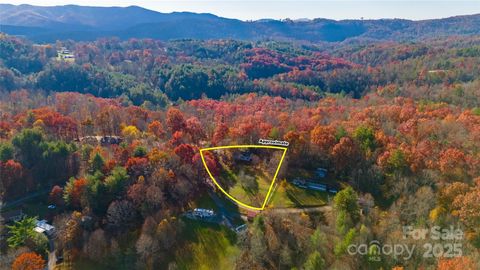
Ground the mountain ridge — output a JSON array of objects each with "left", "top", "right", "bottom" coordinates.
[{"left": 2, "top": 4, "right": 480, "bottom": 42}]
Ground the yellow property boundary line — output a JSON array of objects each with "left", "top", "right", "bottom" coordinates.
[{"left": 199, "top": 145, "right": 287, "bottom": 211}]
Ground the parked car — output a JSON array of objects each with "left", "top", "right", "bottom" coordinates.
[{"left": 234, "top": 224, "right": 247, "bottom": 233}]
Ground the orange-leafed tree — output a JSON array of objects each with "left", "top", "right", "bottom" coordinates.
[
  {"left": 452, "top": 181, "right": 480, "bottom": 229},
  {"left": 311, "top": 125, "right": 336, "bottom": 153},
  {"left": 284, "top": 130, "right": 307, "bottom": 158},
  {"left": 147, "top": 120, "right": 165, "bottom": 138},
  {"left": 439, "top": 182, "right": 470, "bottom": 211},
  {"left": 439, "top": 148, "right": 468, "bottom": 180},
  {"left": 437, "top": 256, "right": 477, "bottom": 270},
  {"left": 64, "top": 177, "right": 88, "bottom": 209},
  {"left": 166, "top": 108, "right": 186, "bottom": 133},
  {"left": 331, "top": 136, "right": 360, "bottom": 173},
  {"left": 169, "top": 131, "right": 185, "bottom": 146},
  {"left": 12, "top": 252, "right": 46, "bottom": 270}
]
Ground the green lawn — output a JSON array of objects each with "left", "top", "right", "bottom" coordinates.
[
  {"left": 286, "top": 167, "right": 337, "bottom": 184},
  {"left": 212, "top": 154, "right": 275, "bottom": 209},
  {"left": 268, "top": 181, "right": 329, "bottom": 208},
  {"left": 174, "top": 218, "right": 240, "bottom": 270},
  {"left": 212, "top": 158, "right": 331, "bottom": 209},
  {"left": 23, "top": 201, "right": 50, "bottom": 218},
  {"left": 227, "top": 168, "right": 272, "bottom": 208}
]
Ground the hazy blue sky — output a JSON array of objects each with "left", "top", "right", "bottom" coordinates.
[{"left": 1, "top": 1, "right": 480, "bottom": 20}]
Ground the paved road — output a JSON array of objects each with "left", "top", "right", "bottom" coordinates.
[
  {"left": 208, "top": 191, "right": 239, "bottom": 228},
  {"left": 207, "top": 191, "right": 331, "bottom": 223},
  {"left": 187, "top": 190, "right": 332, "bottom": 232},
  {"left": 2, "top": 188, "right": 51, "bottom": 209}
]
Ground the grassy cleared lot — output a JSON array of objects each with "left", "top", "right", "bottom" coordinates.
[
  {"left": 226, "top": 167, "right": 273, "bottom": 208},
  {"left": 175, "top": 218, "right": 240, "bottom": 270},
  {"left": 207, "top": 147, "right": 284, "bottom": 209},
  {"left": 203, "top": 148, "right": 331, "bottom": 210},
  {"left": 267, "top": 180, "right": 329, "bottom": 208}
]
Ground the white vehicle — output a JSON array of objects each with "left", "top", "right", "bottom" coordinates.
[{"left": 234, "top": 224, "right": 247, "bottom": 233}]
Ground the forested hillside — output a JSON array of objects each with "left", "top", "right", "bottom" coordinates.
[{"left": 1, "top": 32, "right": 480, "bottom": 269}]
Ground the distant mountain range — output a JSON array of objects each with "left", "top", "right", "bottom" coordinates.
[{"left": 2, "top": 4, "right": 480, "bottom": 43}]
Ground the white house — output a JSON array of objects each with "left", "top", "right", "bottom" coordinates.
[{"left": 34, "top": 220, "right": 55, "bottom": 236}]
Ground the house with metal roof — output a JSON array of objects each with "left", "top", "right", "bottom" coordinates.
[{"left": 34, "top": 219, "right": 55, "bottom": 236}]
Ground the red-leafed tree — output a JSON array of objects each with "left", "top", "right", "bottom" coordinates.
[
  {"left": 0, "top": 160, "right": 25, "bottom": 199},
  {"left": 125, "top": 157, "right": 150, "bottom": 178},
  {"left": 185, "top": 116, "right": 205, "bottom": 142},
  {"left": 193, "top": 151, "right": 219, "bottom": 176},
  {"left": 174, "top": 144, "right": 197, "bottom": 164},
  {"left": 169, "top": 131, "right": 185, "bottom": 146},
  {"left": 0, "top": 121, "right": 11, "bottom": 139},
  {"left": 212, "top": 122, "right": 229, "bottom": 145},
  {"left": 127, "top": 176, "right": 147, "bottom": 208}
]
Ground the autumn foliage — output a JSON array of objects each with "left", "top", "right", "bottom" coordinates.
[
  {"left": 2, "top": 34, "right": 480, "bottom": 270},
  {"left": 12, "top": 252, "right": 46, "bottom": 270}
]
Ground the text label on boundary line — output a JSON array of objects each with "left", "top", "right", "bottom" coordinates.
[{"left": 258, "top": 138, "right": 289, "bottom": 147}]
